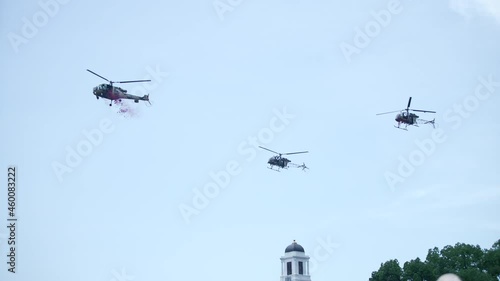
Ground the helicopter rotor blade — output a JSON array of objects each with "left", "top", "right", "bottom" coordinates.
[
  {"left": 407, "top": 97, "right": 412, "bottom": 109},
  {"left": 376, "top": 110, "right": 401, "bottom": 115},
  {"left": 115, "top": 80, "right": 152, "bottom": 84},
  {"left": 87, "top": 69, "right": 110, "bottom": 82},
  {"left": 258, "top": 146, "right": 281, "bottom": 155},
  {"left": 410, "top": 109, "right": 436, "bottom": 113},
  {"left": 283, "top": 151, "right": 308, "bottom": 155}
]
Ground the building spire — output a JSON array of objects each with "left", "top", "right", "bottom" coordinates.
[{"left": 280, "top": 240, "right": 311, "bottom": 281}]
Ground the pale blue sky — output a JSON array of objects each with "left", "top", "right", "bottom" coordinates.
[{"left": 1, "top": 0, "right": 499, "bottom": 281}]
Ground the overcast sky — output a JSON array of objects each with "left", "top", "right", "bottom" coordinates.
[{"left": 1, "top": 0, "right": 499, "bottom": 281}]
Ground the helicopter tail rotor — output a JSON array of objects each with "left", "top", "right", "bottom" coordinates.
[
  {"left": 428, "top": 118, "right": 436, "bottom": 128},
  {"left": 143, "top": 94, "right": 152, "bottom": 106},
  {"left": 300, "top": 162, "right": 309, "bottom": 171}
]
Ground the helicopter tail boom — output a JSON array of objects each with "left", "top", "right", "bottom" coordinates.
[{"left": 416, "top": 118, "right": 436, "bottom": 128}]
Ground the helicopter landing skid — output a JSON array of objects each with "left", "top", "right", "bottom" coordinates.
[
  {"left": 394, "top": 125, "right": 408, "bottom": 131},
  {"left": 267, "top": 166, "right": 281, "bottom": 172}
]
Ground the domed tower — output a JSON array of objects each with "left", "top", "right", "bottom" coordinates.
[{"left": 280, "top": 240, "right": 311, "bottom": 281}]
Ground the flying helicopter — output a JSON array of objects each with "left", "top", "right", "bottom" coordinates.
[
  {"left": 376, "top": 97, "right": 436, "bottom": 130},
  {"left": 87, "top": 69, "right": 151, "bottom": 106},
  {"left": 258, "top": 146, "right": 309, "bottom": 172}
]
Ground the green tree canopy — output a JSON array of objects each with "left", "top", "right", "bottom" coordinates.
[
  {"left": 369, "top": 259, "right": 403, "bottom": 281},
  {"left": 402, "top": 257, "right": 434, "bottom": 281},
  {"left": 369, "top": 240, "right": 499, "bottom": 281},
  {"left": 483, "top": 239, "right": 500, "bottom": 279}
]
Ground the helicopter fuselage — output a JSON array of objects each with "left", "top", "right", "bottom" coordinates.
[
  {"left": 87, "top": 70, "right": 151, "bottom": 106},
  {"left": 395, "top": 112, "right": 418, "bottom": 125},
  {"left": 93, "top": 84, "right": 148, "bottom": 104},
  {"left": 267, "top": 156, "right": 291, "bottom": 169}
]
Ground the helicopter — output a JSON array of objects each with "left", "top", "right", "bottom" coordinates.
[
  {"left": 258, "top": 146, "right": 309, "bottom": 172},
  {"left": 376, "top": 97, "right": 436, "bottom": 130},
  {"left": 87, "top": 69, "right": 152, "bottom": 106}
]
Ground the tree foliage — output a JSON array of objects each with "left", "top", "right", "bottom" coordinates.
[
  {"left": 402, "top": 257, "right": 434, "bottom": 281},
  {"left": 483, "top": 240, "right": 500, "bottom": 278},
  {"left": 369, "top": 239, "right": 500, "bottom": 281},
  {"left": 369, "top": 259, "right": 403, "bottom": 281}
]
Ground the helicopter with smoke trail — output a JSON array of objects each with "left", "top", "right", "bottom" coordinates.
[{"left": 87, "top": 69, "right": 152, "bottom": 107}]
